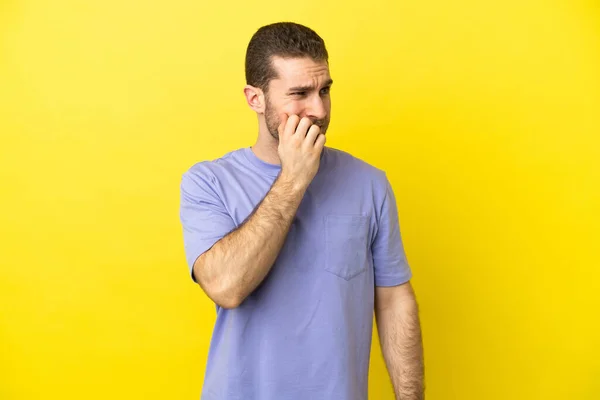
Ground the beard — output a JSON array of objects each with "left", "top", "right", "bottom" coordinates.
[{"left": 264, "top": 97, "right": 329, "bottom": 141}]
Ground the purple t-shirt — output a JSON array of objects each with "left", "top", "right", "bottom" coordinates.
[{"left": 179, "top": 146, "right": 412, "bottom": 400}]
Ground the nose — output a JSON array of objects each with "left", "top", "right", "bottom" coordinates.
[{"left": 306, "top": 95, "right": 327, "bottom": 121}]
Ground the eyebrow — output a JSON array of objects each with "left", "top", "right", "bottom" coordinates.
[{"left": 288, "top": 79, "right": 333, "bottom": 92}]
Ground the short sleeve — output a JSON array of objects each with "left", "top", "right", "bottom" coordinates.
[
  {"left": 179, "top": 168, "right": 236, "bottom": 282},
  {"left": 372, "top": 178, "right": 413, "bottom": 286}
]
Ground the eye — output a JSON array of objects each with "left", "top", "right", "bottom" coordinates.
[
  {"left": 320, "top": 87, "right": 331, "bottom": 95},
  {"left": 291, "top": 91, "right": 306, "bottom": 96}
]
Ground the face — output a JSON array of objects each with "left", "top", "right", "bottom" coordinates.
[{"left": 263, "top": 57, "right": 332, "bottom": 140}]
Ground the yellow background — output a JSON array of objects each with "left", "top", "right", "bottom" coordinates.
[{"left": 1, "top": 0, "right": 599, "bottom": 399}]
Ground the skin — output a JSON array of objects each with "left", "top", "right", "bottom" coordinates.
[
  {"left": 193, "top": 56, "right": 424, "bottom": 399},
  {"left": 246, "top": 56, "right": 332, "bottom": 165},
  {"left": 376, "top": 283, "right": 425, "bottom": 400}
]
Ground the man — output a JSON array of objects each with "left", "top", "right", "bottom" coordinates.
[{"left": 179, "top": 22, "right": 424, "bottom": 400}]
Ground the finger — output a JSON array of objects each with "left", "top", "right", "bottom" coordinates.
[
  {"left": 284, "top": 114, "right": 301, "bottom": 138},
  {"left": 277, "top": 113, "right": 289, "bottom": 137},
  {"left": 295, "top": 117, "right": 313, "bottom": 139},
  {"left": 314, "top": 132, "right": 326, "bottom": 151},
  {"left": 303, "top": 124, "right": 321, "bottom": 148}
]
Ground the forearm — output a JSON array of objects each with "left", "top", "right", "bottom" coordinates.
[
  {"left": 194, "top": 173, "right": 305, "bottom": 308},
  {"left": 376, "top": 293, "right": 425, "bottom": 400}
]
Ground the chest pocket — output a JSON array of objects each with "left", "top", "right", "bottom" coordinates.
[{"left": 325, "top": 214, "right": 370, "bottom": 280}]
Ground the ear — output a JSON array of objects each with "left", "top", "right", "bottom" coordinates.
[{"left": 243, "top": 85, "right": 266, "bottom": 114}]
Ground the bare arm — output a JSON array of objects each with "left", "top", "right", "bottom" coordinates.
[
  {"left": 193, "top": 114, "right": 325, "bottom": 309},
  {"left": 193, "top": 174, "right": 305, "bottom": 308},
  {"left": 375, "top": 281, "right": 425, "bottom": 400}
]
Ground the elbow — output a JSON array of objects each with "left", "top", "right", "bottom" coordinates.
[
  {"left": 193, "top": 266, "right": 244, "bottom": 309},
  {"left": 192, "top": 253, "right": 245, "bottom": 309},
  {"left": 204, "top": 284, "right": 244, "bottom": 309},
  {"left": 214, "top": 295, "right": 243, "bottom": 309}
]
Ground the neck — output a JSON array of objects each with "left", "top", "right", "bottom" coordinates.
[{"left": 251, "top": 118, "right": 281, "bottom": 165}]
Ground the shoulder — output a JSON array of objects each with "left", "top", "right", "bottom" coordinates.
[
  {"left": 324, "top": 146, "right": 389, "bottom": 187},
  {"left": 181, "top": 148, "right": 244, "bottom": 192},
  {"left": 182, "top": 148, "right": 244, "bottom": 180}
]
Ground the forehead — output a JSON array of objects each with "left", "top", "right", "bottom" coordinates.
[{"left": 270, "top": 57, "right": 330, "bottom": 86}]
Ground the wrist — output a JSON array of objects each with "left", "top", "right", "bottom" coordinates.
[{"left": 277, "top": 171, "right": 309, "bottom": 194}]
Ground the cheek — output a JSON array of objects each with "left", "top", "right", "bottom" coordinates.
[
  {"left": 280, "top": 99, "right": 304, "bottom": 115},
  {"left": 285, "top": 106, "right": 304, "bottom": 116}
]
